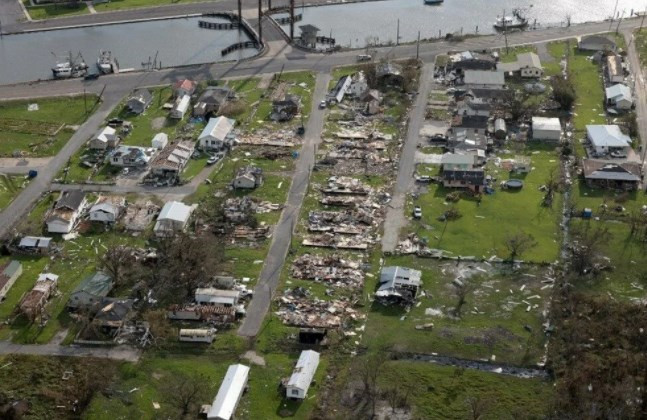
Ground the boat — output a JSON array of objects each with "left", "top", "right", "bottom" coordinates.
[
  {"left": 424, "top": 0, "right": 443, "bottom": 4},
  {"left": 97, "top": 50, "right": 119, "bottom": 74},
  {"left": 494, "top": 9, "right": 529, "bottom": 30},
  {"left": 51, "top": 52, "right": 89, "bottom": 79}
]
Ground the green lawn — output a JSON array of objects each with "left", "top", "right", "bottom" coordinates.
[
  {"left": 23, "top": 0, "right": 88, "bottom": 19},
  {"left": 0, "top": 175, "right": 30, "bottom": 211},
  {"left": 92, "top": 0, "right": 206, "bottom": 13},
  {"left": 0, "top": 95, "right": 98, "bottom": 157},
  {"left": 568, "top": 42, "right": 606, "bottom": 135},
  {"left": 411, "top": 145, "right": 562, "bottom": 263},
  {"left": 498, "top": 45, "right": 537, "bottom": 63},
  {"left": 543, "top": 41, "right": 567, "bottom": 77}
]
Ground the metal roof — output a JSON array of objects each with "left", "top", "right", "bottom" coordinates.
[
  {"left": 173, "top": 95, "right": 191, "bottom": 114},
  {"left": 158, "top": 201, "right": 193, "bottom": 223},
  {"left": 586, "top": 125, "right": 631, "bottom": 148},
  {"left": 199, "top": 116, "right": 235, "bottom": 142},
  {"left": 72, "top": 271, "right": 113, "bottom": 297},
  {"left": 94, "top": 126, "right": 116, "bottom": 143},
  {"left": 208, "top": 364, "right": 250, "bottom": 420},
  {"left": 2, "top": 261, "right": 21, "bottom": 278},
  {"left": 19, "top": 236, "right": 52, "bottom": 248},
  {"left": 441, "top": 153, "right": 474, "bottom": 166},
  {"left": 287, "top": 350, "right": 320, "bottom": 395},
  {"left": 517, "top": 52, "right": 542, "bottom": 69},
  {"left": 532, "top": 117, "right": 561, "bottom": 132},
  {"left": 379, "top": 266, "right": 422, "bottom": 290},
  {"left": 605, "top": 84, "right": 631, "bottom": 102},
  {"left": 463, "top": 70, "right": 505, "bottom": 86}
]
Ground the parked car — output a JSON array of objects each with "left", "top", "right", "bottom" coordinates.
[
  {"left": 319, "top": 100, "right": 327, "bottom": 109},
  {"left": 415, "top": 175, "right": 432, "bottom": 183},
  {"left": 413, "top": 206, "right": 422, "bottom": 219},
  {"left": 356, "top": 54, "right": 372, "bottom": 62},
  {"left": 207, "top": 155, "right": 219, "bottom": 165},
  {"left": 610, "top": 150, "right": 627, "bottom": 158}
]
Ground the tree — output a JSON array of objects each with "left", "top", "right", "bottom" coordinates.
[
  {"left": 160, "top": 373, "right": 210, "bottom": 418},
  {"left": 451, "top": 280, "right": 473, "bottom": 318},
  {"left": 503, "top": 232, "right": 537, "bottom": 263},
  {"left": 569, "top": 224, "right": 612, "bottom": 274},
  {"left": 499, "top": 91, "right": 538, "bottom": 122},
  {"left": 551, "top": 76, "right": 576, "bottom": 110},
  {"left": 357, "top": 352, "right": 389, "bottom": 418},
  {"left": 542, "top": 168, "right": 561, "bottom": 208},
  {"left": 97, "top": 245, "right": 135, "bottom": 287},
  {"left": 465, "top": 395, "right": 492, "bottom": 420}
]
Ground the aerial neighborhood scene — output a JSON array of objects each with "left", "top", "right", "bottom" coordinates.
[{"left": 1, "top": 0, "right": 647, "bottom": 418}]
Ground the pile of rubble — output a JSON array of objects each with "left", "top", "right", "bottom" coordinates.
[
  {"left": 291, "top": 254, "right": 364, "bottom": 288},
  {"left": 322, "top": 176, "right": 371, "bottom": 195},
  {"left": 275, "top": 287, "right": 364, "bottom": 328},
  {"left": 123, "top": 200, "right": 160, "bottom": 231},
  {"left": 303, "top": 233, "right": 369, "bottom": 250},
  {"left": 223, "top": 196, "right": 281, "bottom": 223},
  {"left": 238, "top": 129, "right": 300, "bottom": 147},
  {"left": 308, "top": 209, "right": 374, "bottom": 235}
]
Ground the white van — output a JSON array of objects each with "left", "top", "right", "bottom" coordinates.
[{"left": 356, "top": 54, "right": 372, "bottom": 62}]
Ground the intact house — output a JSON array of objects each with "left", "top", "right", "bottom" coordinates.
[
  {"left": 606, "top": 84, "right": 633, "bottom": 110},
  {"left": 531, "top": 117, "right": 562, "bottom": 142},
  {"left": 271, "top": 95, "right": 300, "bottom": 122},
  {"left": 462, "top": 70, "right": 505, "bottom": 89},
  {"left": 153, "top": 200, "right": 195, "bottom": 236},
  {"left": 89, "top": 195, "right": 126, "bottom": 223},
  {"left": 199, "top": 116, "right": 235, "bottom": 151},
  {"left": 206, "top": 364, "right": 250, "bottom": 420},
  {"left": 582, "top": 159, "right": 641, "bottom": 191},
  {"left": 285, "top": 350, "right": 320, "bottom": 400},
  {"left": 126, "top": 89, "right": 153, "bottom": 115},
  {"left": 606, "top": 55, "right": 625, "bottom": 84},
  {"left": 497, "top": 52, "right": 543, "bottom": 78},
  {"left": 195, "top": 288, "right": 240, "bottom": 307},
  {"left": 89, "top": 126, "right": 119, "bottom": 150},
  {"left": 376, "top": 266, "right": 422, "bottom": 304},
  {"left": 578, "top": 35, "right": 617, "bottom": 53},
  {"left": 327, "top": 75, "right": 352, "bottom": 104},
  {"left": 109, "top": 145, "right": 154, "bottom": 167},
  {"left": 19, "top": 273, "right": 58, "bottom": 321},
  {"left": 67, "top": 271, "right": 113, "bottom": 310},
  {"left": 450, "top": 114, "right": 490, "bottom": 136},
  {"left": 149, "top": 141, "right": 195, "bottom": 179},
  {"left": 170, "top": 94, "right": 191, "bottom": 119},
  {"left": 173, "top": 79, "right": 197, "bottom": 98},
  {"left": 441, "top": 154, "right": 485, "bottom": 193},
  {"left": 299, "top": 24, "right": 320, "bottom": 48},
  {"left": 17, "top": 236, "right": 52, "bottom": 255},
  {"left": 376, "top": 62, "right": 404, "bottom": 87},
  {"left": 46, "top": 190, "right": 88, "bottom": 234},
  {"left": 193, "top": 86, "right": 233, "bottom": 118},
  {"left": 93, "top": 299, "right": 133, "bottom": 332},
  {"left": 233, "top": 166, "right": 263, "bottom": 189},
  {"left": 587, "top": 125, "right": 632, "bottom": 157},
  {"left": 0, "top": 261, "right": 22, "bottom": 301},
  {"left": 151, "top": 132, "right": 169, "bottom": 150}
]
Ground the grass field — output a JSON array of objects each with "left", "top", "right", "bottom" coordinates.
[
  {"left": 544, "top": 41, "right": 567, "bottom": 77},
  {"left": 410, "top": 144, "right": 562, "bottom": 263},
  {"left": 498, "top": 45, "right": 537, "bottom": 63},
  {"left": 568, "top": 41, "right": 606, "bottom": 135},
  {"left": 0, "top": 175, "right": 30, "bottom": 211},
  {"left": 0, "top": 96, "right": 98, "bottom": 157},
  {"left": 23, "top": 0, "right": 88, "bottom": 19}
]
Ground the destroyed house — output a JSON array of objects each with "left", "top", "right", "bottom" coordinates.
[
  {"left": 195, "top": 288, "right": 240, "bottom": 307},
  {"left": 376, "top": 62, "right": 404, "bottom": 86},
  {"left": 349, "top": 72, "right": 368, "bottom": 97},
  {"left": 450, "top": 51, "right": 497, "bottom": 72},
  {"left": 67, "top": 272, "right": 113, "bottom": 310},
  {"left": 89, "top": 195, "right": 126, "bottom": 223},
  {"left": 582, "top": 159, "right": 641, "bottom": 191},
  {"left": 327, "top": 75, "right": 352, "bottom": 104},
  {"left": 271, "top": 95, "right": 300, "bottom": 122},
  {"left": 126, "top": 89, "right": 153, "bottom": 114},
  {"left": 286, "top": 350, "right": 320, "bottom": 399},
  {"left": 606, "top": 55, "right": 624, "bottom": 84},
  {"left": 0, "top": 260, "right": 22, "bottom": 301},
  {"left": 376, "top": 266, "right": 422, "bottom": 303},
  {"left": 110, "top": 145, "right": 153, "bottom": 167},
  {"left": 93, "top": 299, "right": 133, "bottom": 330},
  {"left": 168, "top": 304, "right": 236, "bottom": 323},
  {"left": 150, "top": 141, "right": 195, "bottom": 177},
  {"left": 46, "top": 190, "right": 87, "bottom": 234},
  {"left": 233, "top": 166, "right": 263, "bottom": 189},
  {"left": 465, "top": 88, "right": 509, "bottom": 103},
  {"left": 207, "top": 364, "right": 249, "bottom": 420},
  {"left": 19, "top": 273, "right": 58, "bottom": 321},
  {"left": 193, "top": 86, "right": 233, "bottom": 117},
  {"left": 457, "top": 97, "right": 492, "bottom": 117}
]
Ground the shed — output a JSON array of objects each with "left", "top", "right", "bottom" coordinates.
[
  {"left": 0, "top": 260, "right": 22, "bottom": 300},
  {"left": 199, "top": 116, "right": 236, "bottom": 150},
  {"left": 286, "top": 350, "right": 320, "bottom": 399},
  {"left": 154, "top": 201, "right": 195, "bottom": 236},
  {"left": 170, "top": 94, "right": 191, "bottom": 119},
  {"left": 152, "top": 133, "right": 169, "bottom": 150},
  {"left": 90, "top": 126, "right": 119, "bottom": 150},
  {"left": 531, "top": 117, "right": 562, "bottom": 142},
  {"left": 67, "top": 271, "right": 113, "bottom": 310},
  {"left": 207, "top": 364, "right": 250, "bottom": 420},
  {"left": 232, "top": 166, "right": 263, "bottom": 189},
  {"left": 89, "top": 195, "right": 126, "bottom": 223},
  {"left": 17, "top": 236, "right": 52, "bottom": 254}
]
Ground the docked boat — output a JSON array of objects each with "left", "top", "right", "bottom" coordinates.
[
  {"left": 97, "top": 50, "right": 119, "bottom": 74},
  {"left": 51, "top": 52, "right": 88, "bottom": 79},
  {"left": 424, "top": 0, "right": 443, "bottom": 5},
  {"left": 494, "top": 9, "right": 529, "bottom": 30}
]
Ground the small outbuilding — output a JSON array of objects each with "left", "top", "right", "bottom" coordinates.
[
  {"left": 151, "top": 133, "right": 169, "bottom": 150},
  {"left": 286, "top": 350, "right": 320, "bottom": 400},
  {"left": 17, "top": 236, "right": 52, "bottom": 255},
  {"left": 195, "top": 288, "right": 240, "bottom": 307},
  {"left": 494, "top": 118, "right": 507, "bottom": 140},
  {"left": 232, "top": 166, "right": 263, "bottom": 189},
  {"left": 531, "top": 117, "right": 562, "bottom": 142},
  {"left": 89, "top": 195, "right": 126, "bottom": 223},
  {"left": 207, "top": 364, "right": 250, "bottom": 420}
]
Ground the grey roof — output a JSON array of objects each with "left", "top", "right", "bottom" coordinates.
[
  {"left": 198, "top": 86, "right": 232, "bottom": 105},
  {"left": 582, "top": 159, "right": 641, "bottom": 182},
  {"left": 287, "top": 350, "right": 320, "bottom": 395},
  {"left": 441, "top": 153, "right": 474, "bottom": 165},
  {"left": 579, "top": 35, "right": 616, "bottom": 51},
  {"left": 55, "top": 191, "right": 86, "bottom": 211},
  {"left": 517, "top": 52, "right": 542, "bottom": 69},
  {"left": 606, "top": 84, "right": 631, "bottom": 102},
  {"left": 72, "top": 271, "right": 113, "bottom": 297},
  {"left": 586, "top": 125, "right": 631, "bottom": 148},
  {"left": 19, "top": 236, "right": 52, "bottom": 248},
  {"left": 94, "top": 299, "right": 133, "bottom": 322},
  {"left": 379, "top": 266, "right": 422, "bottom": 291},
  {"left": 2, "top": 261, "right": 22, "bottom": 278},
  {"left": 463, "top": 70, "right": 505, "bottom": 86},
  {"left": 130, "top": 89, "right": 152, "bottom": 104},
  {"left": 299, "top": 24, "right": 320, "bottom": 33}
]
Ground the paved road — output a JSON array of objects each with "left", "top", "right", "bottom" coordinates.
[
  {"left": 238, "top": 72, "right": 330, "bottom": 337},
  {"left": 0, "top": 0, "right": 25, "bottom": 28},
  {"left": 381, "top": 63, "right": 434, "bottom": 253},
  {"left": 623, "top": 30, "right": 647, "bottom": 162},
  {"left": 0, "top": 340, "right": 141, "bottom": 361}
]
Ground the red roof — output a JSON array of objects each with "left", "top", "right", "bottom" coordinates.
[{"left": 174, "top": 79, "right": 196, "bottom": 92}]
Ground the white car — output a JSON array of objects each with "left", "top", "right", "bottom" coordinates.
[
  {"left": 357, "top": 54, "right": 372, "bottom": 62},
  {"left": 319, "top": 100, "right": 327, "bottom": 109},
  {"left": 413, "top": 206, "right": 422, "bottom": 219}
]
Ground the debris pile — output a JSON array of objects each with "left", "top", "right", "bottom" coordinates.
[
  {"left": 123, "top": 200, "right": 160, "bottom": 231},
  {"left": 322, "top": 176, "right": 371, "bottom": 195},
  {"left": 308, "top": 209, "right": 374, "bottom": 234},
  {"left": 223, "top": 197, "right": 281, "bottom": 223},
  {"left": 275, "top": 287, "right": 364, "bottom": 328},
  {"left": 291, "top": 254, "right": 364, "bottom": 288},
  {"left": 167, "top": 304, "right": 236, "bottom": 325},
  {"left": 238, "top": 129, "right": 300, "bottom": 147}
]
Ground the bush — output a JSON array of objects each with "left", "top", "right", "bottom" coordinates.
[
  {"left": 551, "top": 76, "right": 576, "bottom": 110},
  {"left": 445, "top": 191, "right": 461, "bottom": 202},
  {"left": 218, "top": 100, "right": 246, "bottom": 118}
]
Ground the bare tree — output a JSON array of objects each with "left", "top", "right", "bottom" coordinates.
[
  {"left": 160, "top": 373, "right": 210, "bottom": 418},
  {"left": 452, "top": 280, "right": 474, "bottom": 318},
  {"left": 97, "top": 245, "right": 135, "bottom": 287},
  {"left": 503, "top": 232, "right": 537, "bottom": 264},
  {"left": 465, "top": 395, "right": 492, "bottom": 420},
  {"left": 358, "top": 352, "right": 389, "bottom": 418},
  {"left": 542, "top": 168, "right": 561, "bottom": 208},
  {"left": 569, "top": 224, "right": 612, "bottom": 274}
]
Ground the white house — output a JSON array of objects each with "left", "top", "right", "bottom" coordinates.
[
  {"left": 587, "top": 125, "right": 632, "bottom": 156},
  {"left": 286, "top": 350, "right": 320, "bottom": 400},
  {"left": 517, "top": 52, "right": 543, "bottom": 78},
  {"left": 179, "top": 328, "right": 216, "bottom": 343},
  {"left": 199, "top": 116, "right": 235, "bottom": 150},
  {"left": 170, "top": 94, "right": 191, "bottom": 119},
  {"left": 532, "top": 117, "right": 562, "bottom": 142},
  {"left": 207, "top": 364, "right": 250, "bottom": 420},
  {"left": 46, "top": 191, "right": 88, "bottom": 234},
  {"left": 153, "top": 201, "right": 195, "bottom": 236},
  {"left": 0, "top": 261, "right": 22, "bottom": 301},
  {"left": 195, "top": 288, "right": 240, "bottom": 307},
  {"left": 152, "top": 133, "right": 169, "bottom": 150},
  {"left": 606, "top": 55, "right": 624, "bottom": 84},
  {"left": 89, "top": 126, "right": 119, "bottom": 150},
  {"left": 89, "top": 195, "right": 126, "bottom": 223},
  {"left": 110, "top": 146, "right": 154, "bottom": 167},
  {"left": 348, "top": 71, "right": 368, "bottom": 97},
  {"left": 232, "top": 166, "right": 263, "bottom": 189},
  {"left": 606, "top": 84, "right": 633, "bottom": 110}
]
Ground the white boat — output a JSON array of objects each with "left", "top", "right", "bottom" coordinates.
[
  {"left": 51, "top": 52, "right": 88, "bottom": 79},
  {"left": 494, "top": 10, "right": 529, "bottom": 30},
  {"left": 97, "top": 50, "right": 119, "bottom": 74}
]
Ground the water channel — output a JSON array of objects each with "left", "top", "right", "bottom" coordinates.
[{"left": 0, "top": 16, "right": 256, "bottom": 85}]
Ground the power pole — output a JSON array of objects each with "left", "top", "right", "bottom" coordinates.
[
  {"left": 83, "top": 88, "right": 87, "bottom": 115},
  {"left": 396, "top": 19, "right": 400, "bottom": 45},
  {"left": 416, "top": 31, "right": 420, "bottom": 60},
  {"left": 238, "top": 0, "right": 242, "bottom": 27},
  {"left": 609, "top": 0, "right": 619, "bottom": 32},
  {"left": 290, "top": 0, "right": 295, "bottom": 40},
  {"left": 268, "top": 0, "right": 271, "bottom": 11},
  {"left": 615, "top": 10, "right": 625, "bottom": 33},
  {"left": 258, "top": 0, "right": 262, "bottom": 42}
]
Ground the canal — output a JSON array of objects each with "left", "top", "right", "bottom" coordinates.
[{"left": 0, "top": 16, "right": 257, "bottom": 85}]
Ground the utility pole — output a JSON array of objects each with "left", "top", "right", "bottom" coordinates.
[
  {"left": 238, "top": 0, "right": 242, "bottom": 27},
  {"left": 396, "top": 19, "right": 400, "bottom": 46},
  {"left": 615, "top": 10, "right": 625, "bottom": 34},
  {"left": 609, "top": 0, "right": 619, "bottom": 32},
  {"left": 83, "top": 88, "right": 87, "bottom": 115},
  {"left": 416, "top": 31, "right": 420, "bottom": 60},
  {"left": 290, "top": 0, "right": 295, "bottom": 40},
  {"left": 258, "top": 0, "right": 262, "bottom": 43},
  {"left": 268, "top": 0, "right": 271, "bottom": 11}
]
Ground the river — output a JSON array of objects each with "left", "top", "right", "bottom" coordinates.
[
  {"left": 0, "top": 16, "right": 257, "bottom": 85},
  {"left": 277, "top": 0, "right": 641, "bottom": 48}
]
